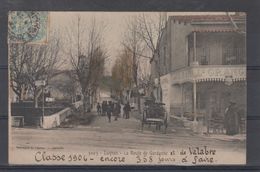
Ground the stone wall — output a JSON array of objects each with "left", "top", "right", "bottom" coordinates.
[{"left": 42, "top": 107, "right": 71, "bottom": 129}]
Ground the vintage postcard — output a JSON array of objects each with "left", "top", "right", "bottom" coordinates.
[{"left": 9, "top": 11, "right": 246, "bottom": 165}]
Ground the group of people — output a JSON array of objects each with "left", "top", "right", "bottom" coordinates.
[
  {"left": 96, "top": 99, "right": 242, "bottom": 135},
  {"left": 96, "top": 101, "right": 132, "bottom": 123}
]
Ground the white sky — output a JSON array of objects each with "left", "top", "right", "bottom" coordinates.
[{"left": 48, "top": 12, "right": 229, "bottom": 74}]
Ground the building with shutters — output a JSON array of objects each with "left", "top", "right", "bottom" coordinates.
[{"left": 151, "top": 13, "right": 246, "bottom": 133}]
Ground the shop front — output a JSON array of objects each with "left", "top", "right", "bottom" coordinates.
[{"left": 170, "top": 65, "right": 246, "bottom": 134}]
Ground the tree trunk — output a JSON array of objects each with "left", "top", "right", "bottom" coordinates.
[
  {"left": 17, "top": 91, "right": 22, "bottom": 102},
  {"left": 82, "top": 94, "right": 86, "bottom": 115},
  {"left": 34, "top": 90, "right": 38, "bottom": 108},
  {"left": 137, "top": 93, "right": 141, "bottom": 113},
  {"left": 82, "top": 90, "right": 91, "bottom": 114},
  {"left": 21, "top": 85, "right": 29, "bottom": 102},
  {"left": 87, "top": 92, "right": 91, "bottom": 112}
]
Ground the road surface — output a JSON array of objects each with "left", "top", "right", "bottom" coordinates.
[{"left": 10, "top": 113, "right": 246, "bottom": 165}]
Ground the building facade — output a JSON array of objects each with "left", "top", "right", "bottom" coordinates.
[{"left": 152, "top": 14, "right": 246, "bottom": 133}]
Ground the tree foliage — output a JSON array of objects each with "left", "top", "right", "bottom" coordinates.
[
  {"left": 9, "top": 34, "right": 61, "bottom": 103},
  {"left": 111, "top": 49, "right": 133, "bottom": 98},
  {"left": 120, "top": 13, "right": 167, "bottom": 102},
  {"left": 68, "top": 16, "right": 107, "bottom": 113}
]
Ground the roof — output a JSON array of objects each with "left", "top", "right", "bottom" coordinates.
[
  {"left": 170, "top": 14, "right": 245, "bottom": 23},
  {"left": 192, "top": 28, "right": 238, "bottom": 33},
  {"left": 169, "top": 14, "right": 246, "bottom": 34}
]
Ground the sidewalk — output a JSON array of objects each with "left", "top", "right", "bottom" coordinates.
[
  {"left": 201, "top": 133, "right": 246, "bottom": 142},
  {"left": 170, "top": 116, "right": 246, "bottom": 142}
]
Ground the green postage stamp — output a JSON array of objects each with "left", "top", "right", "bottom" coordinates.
[{"left": 8, "top": 11, "right": 49, "bottom": 43}]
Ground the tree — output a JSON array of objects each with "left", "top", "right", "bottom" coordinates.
[
  {"left": 9, "top": 32, "right": 61, "bottom": 105},
  {"left": 88, "top": 47, "right": 106, "bottom": 106},
  {"left": 135, "top": 13, "right": 167, "bottom": 99},
  {"left": 137, "top": 59, "right": 154, "bottom": 96},
  {"left": 121, "top": 13, "right": 166, "bottom": 110},
  {"left": 9, "top": 43, "right": 30, "bottom": 102},
  {"left": 68, "top": 16, "right": 107, "bottom": 114},
  {"left": 111, "top": 48, "right": 133, "bottom": 100},
  {"left": 122, "top": 18, "right": 144, "bottom": 87},
  {"left": 121, "top": 18, "right": 144, "bottom": 111},
  {"left": 26, "top": 36, "right": 61, "bottom": 107}
]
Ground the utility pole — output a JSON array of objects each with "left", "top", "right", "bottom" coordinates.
[
  {"left": 35, "top": 80, "right": 46, "bottom": 127},
  {"left": 42, "top": 85, "right": 45, "bottom": 127}
]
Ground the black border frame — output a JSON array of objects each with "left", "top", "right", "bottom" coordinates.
[{"left": 1, "top": 0, "right": 260, "bottom": 171}]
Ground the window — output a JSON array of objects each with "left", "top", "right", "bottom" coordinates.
[
  {"left": 222, "top": 36, "right": 245, "bottom": 65},
  {"left": 200, "top": 47, "right": 210, "bottom": 65}
]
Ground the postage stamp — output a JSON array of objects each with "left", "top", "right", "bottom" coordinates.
[{"left": 8, "top": 11, "right": 49, "bottom": 43}]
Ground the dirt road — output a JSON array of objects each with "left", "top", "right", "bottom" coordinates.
[{"left": 10, "top": 114, "right": 246, "bottom": 165}]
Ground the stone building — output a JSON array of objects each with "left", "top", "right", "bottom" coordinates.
[{"left": 151, "top": 13, "right": 246, "bottom": 133}]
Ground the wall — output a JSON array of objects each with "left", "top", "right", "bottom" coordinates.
[
  {"left": 42, "top": 107, "right": 71, "bottom": 129},
  {"left": 170, "top": 84, "right": 183, "bottom": 117},
  {"left": 11, "top": 102, "right": 63, "bottom": 126},
  {"left": 154, "top": 18, "right": 192, "bottom": 75},
  {"left": 158, "top": 24, "right": 172, "bottom": 75},
  {"left": 171, "top": 20, "right": 193, "bottom": 71},
  {"left": 160, "top": 74, "right": 171, "bottom": 115}
]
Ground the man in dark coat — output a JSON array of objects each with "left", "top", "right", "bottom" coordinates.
[
  {"left": 224, "top": 101, "right": 239, "bottom": 135},
  {"left": 124, "top": 102, "right": 131, "bottom": 119},
  {"left": 96, "top": 102, "right": 101, "bottom": 115},
  {"left": 114, "top": 102, "right": 121, "bottom": 121},
  {"left": 102, "top": 101, "right": 107, "bottom": 116},
  {"left": 107, "top": 101, "right": 113, "bottom": 123}
]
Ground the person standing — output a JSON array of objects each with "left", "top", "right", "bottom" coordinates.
[
  {"left": 124, "top": 102, "right": 131, "bottom": 119},
  {"left": 114, "top": 102, "right": 121, "bottom": 121},
  {"left": 102, "top": 101, "right": 107, "bottom": 116},
  {"left": 224, "top": 101, "right": 239, "bottom": 135},
  {"left": 112, "top": 102, "right": 116, "bottom": 121},
  {"left": 120, "top": 102, "right": 124, "bottom": 118},
  {"left": 123, "top": 103, "right": 126, "bottom": 119},
  {"left": 96, "top": 102, "right": 101, "bottom": 115},
  {"left": 107, "top": 101, "right": 112, "bottom": 123}
]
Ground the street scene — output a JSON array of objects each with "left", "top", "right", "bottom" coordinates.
[{"left": 9, "top": 12, "right": 246, "bottom": 165}]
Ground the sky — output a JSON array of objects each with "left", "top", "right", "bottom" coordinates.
[{"left": 48, "top": 12, "right": 230, "bottom": 74}]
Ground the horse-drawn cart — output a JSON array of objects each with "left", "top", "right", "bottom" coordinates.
[{"left": 141, "top": 99, "right": 168, "bottom": 133}]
